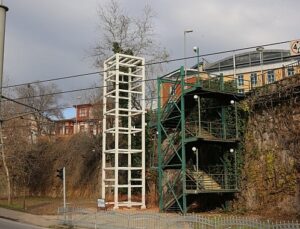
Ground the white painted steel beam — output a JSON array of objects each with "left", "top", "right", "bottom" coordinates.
[{"left": 102, "top": 53, "right": 146, "bottom": 210}]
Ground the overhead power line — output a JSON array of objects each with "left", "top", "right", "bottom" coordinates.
[
  {"left": 2, "top": 40, "right": 294, "bottom": 89},
  {"left": 3, "top": 56, "right": 299, "bottom": 102}
]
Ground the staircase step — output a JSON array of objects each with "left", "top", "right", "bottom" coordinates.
[{"left": 189, "top": 171, "right": 222, "bottom": 190}]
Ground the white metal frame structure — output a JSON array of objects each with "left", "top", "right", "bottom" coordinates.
[{"left": 102, "top": 53, "right": 146, "bottom": 209}]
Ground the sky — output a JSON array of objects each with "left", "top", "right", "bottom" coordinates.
[{"left": 2, "top": 0, "right": 300, "bottom": 118}]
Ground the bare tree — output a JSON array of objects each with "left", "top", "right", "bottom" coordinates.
[
  {"left": 15, "top": 82, "right": 63, "bottom": 137},
  {"left": 93, "top": 0, "right": 168, "bottom": 67},
  {"left": 0, "top": 101, "right": 31, "bottom": 204},
  {"left": 0, "top": 82, "right": 62, "bottom": 204},
  {"left": 92, "top": 0, "right": 168, "bottom": 110}
]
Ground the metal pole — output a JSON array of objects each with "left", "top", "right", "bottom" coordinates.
[
  {"left": 233, "top": 52, "right": 236, "bottom": 79},
  {"left": 221, "top": 105, "right": 226, "bottom": 139},
  {"left": 194, "top": 47, "right": 200, "bottom": 84},
  {"left": 0, "top": 4, "right": 9, "bottom": 204},
  {"left": 157, "top": 79, "right": 163, "bottom": 211},
  {"left": 75, "top": 104, "right": 77, "bottom": 133},
  {"left": 128, "top": 68, "right": 132, "bottom": 208},
  {"left": 63, "top": 167, "right": 66, "bottom": 223},
  {"left": 0, "top": 4, "right": 7, "bottom": 85},
  {"left": 184, "top": 33, "right": 186, "bottom": 75},
  {"left": 260, "top": 51, "right": 263, "bottom": 85},
  {"left": 196, "top": 149, "right": 198, "bottom": 173},
  {"left": 235, "top": 102, "right": 238, "bottom": 139},
  {"left": 141, "top": 58, "right": 146, "bottom": 209},
  {"left": 197, "top": 48, "right": 200, "bottom": 79},
  {"left": 256, "top": 46, "right": 264, "bottom": 86},
  {"left": 234, "top": 151, "right": 237, "bottom": 189},
  {"left": 198, "top": 96, "right": 201, "bottom": 136},
  {"left": 233, "top": 52, "right": 237, "bottom": 89},
  {"left": 184, "top": 30, "right": 193, "bottom": 76},
  {"left": 114, "top": 54, "right": 120, "bottom": 209},
  {"left": 196, "top": 148, "right": 199, "bottom": 191},
  {"left": 180, "top": 66, "right": 187, "bottom": 213}
]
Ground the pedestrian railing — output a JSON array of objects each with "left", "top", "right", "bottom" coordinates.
[{"left": 58, "top": 207, "right": 300, "bottom": 229}]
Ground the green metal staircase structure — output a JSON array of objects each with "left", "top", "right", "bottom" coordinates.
[{"left": 156, "top": 66, "right": 245, "bottom": 213}]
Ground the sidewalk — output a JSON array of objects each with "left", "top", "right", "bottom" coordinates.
[{"left": 0, "top": 207, "right": 59, "bottom": 228}]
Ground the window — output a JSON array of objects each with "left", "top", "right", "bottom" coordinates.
[
  {"left": 65, "top": 126, "right": 73, "bottom": 135},
  {"left": 250, "top": 73, "right": 257, "bottom": 87},
  {"left": 287, "top": 67, "right": 294, "bottom": 76},
  {"left": 267, "top": 70, "right": 275, "bottom": 84},
  {"left": 80, "top": 125, "right": 85, "bottom": 132},
  {"left": 237, "top": 74, "right": 244, "bottom": 86},
  {"left": 79, "top": 108, "right": 88, "bottom": 117}
]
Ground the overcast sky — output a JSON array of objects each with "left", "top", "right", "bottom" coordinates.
[{"left": 3, "top": 0, "right": 299, "bottom": 117}]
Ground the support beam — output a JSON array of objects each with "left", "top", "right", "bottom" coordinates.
[{"left": 102, "top": 53, "right": 145, "bottom": 210}]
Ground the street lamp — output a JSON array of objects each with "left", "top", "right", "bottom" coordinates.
[
  {"left": 193, "top": 46, "right": 200, "bottom": 83},
  {"left": 192, "top": 146, "right": 198, "bottom": 172},
  {"left": 256, "top": 46, "right": 264, "bottom": 86},
  {"left": 230, "top": 148, "right": 237, "bottom": 189},
  {"left": 184, "top": 29, "right": 193, "bottom": 75},
  {"left": 194, "top": 95, "right": 201, "bottom": 136},
  {"left": 230, "top": 99, "right": 238, "bottom": 139}
]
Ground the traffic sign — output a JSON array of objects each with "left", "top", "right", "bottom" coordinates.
[{"left": 290, "top": 40, "right": 300, "bottom": 56}]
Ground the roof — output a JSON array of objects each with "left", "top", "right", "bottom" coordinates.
[
  {"left": 204, "top": 49, "right": 296, "bottom": 72},
  {"left": 73, "top": 103, "right": 92, "bottom": 108},
  {"left": 54, "top": 118, "right": 75, "bottom": 123}
]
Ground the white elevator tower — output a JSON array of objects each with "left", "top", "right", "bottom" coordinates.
[{"left": 102, "top": 54, "right": 146, "bottom": 209}]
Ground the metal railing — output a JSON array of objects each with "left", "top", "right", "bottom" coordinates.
[
  {"left": 186, "top": 120, "right": 237, "bottom": 140},
  {"left": 58, "top": 208, "right": 300, "bottom": 229},
  {"left": 186, "top": 170, "right": 238, "bottom": 191}
]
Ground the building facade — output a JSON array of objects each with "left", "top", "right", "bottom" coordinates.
[
  {"left": 55, "top": 103, "right": 101, "bottom": 136},
  {"left": 204, "top": 49, "right": 300, "bottom": 93},
  {"left": 161, "top": 49, "right": 300, "bottom": 105}
]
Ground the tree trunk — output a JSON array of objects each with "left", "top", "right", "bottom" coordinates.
[{"left": 0, "top": 122, "right": 11, "bottom": 204}]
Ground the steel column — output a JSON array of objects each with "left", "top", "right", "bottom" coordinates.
[
  {"left": 157, "top": 78, "right": 163, "bottom": 211},
  {"left": 180, "top": 66, "right": 187, "bottom": 213}
]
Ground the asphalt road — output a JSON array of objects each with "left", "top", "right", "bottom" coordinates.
[{"left": 0, "top": 218, "right": 46, "bottom": 229}]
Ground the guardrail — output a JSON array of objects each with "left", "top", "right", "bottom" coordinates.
[
  {"left": 57, "top": 208, "right": 300, "bottom": 229},
  {"left": 186, "top": 120, "right": 238, "bottom": 140}
]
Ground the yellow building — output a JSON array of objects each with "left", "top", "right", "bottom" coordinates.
[{"left": 203, "top": 49, "right": 300, "bottom": 93}]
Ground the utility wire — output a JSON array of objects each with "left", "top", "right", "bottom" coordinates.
[
  {"left": 2, "top": 95, "right": 40, "bottom": 113},
  {"left": 2, "top": 40, "right": 295, "bottom": 89},
  {"left": 7, "top": 73, "right": 300, "bottom": 120},
  {"left": 3, "top": 93, "right": 299, "bottom": 130},
  {"left": 3, "top": 57, "right": 299, "bottom": 102}
]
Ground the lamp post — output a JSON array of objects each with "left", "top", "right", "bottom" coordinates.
[
  {"left": 230, "top": 148, "right": 237, "bottom": 189},
  {"left": 184, "top": 30, "right": 193, "bottom": 76},
  {"left": 192, "top": 146, "right": 198, "bottom": 191},
  {"left": 192, "top": 146, "right": 198, "bottom": 172},
  {"left": 233, "top": 52, "right": 236, "bottom": 86},
  {"left": 194, "top": 95, "right": 201, "bottom": 136},
  {"left": 256, "top": 46, "right": 264, "bottom": 86},
  {"left": 193, "top": 46, "right": 200, "bottom": 83},
  {"left": 230, "top": 99, "right": 238, "bottom": 139}
]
